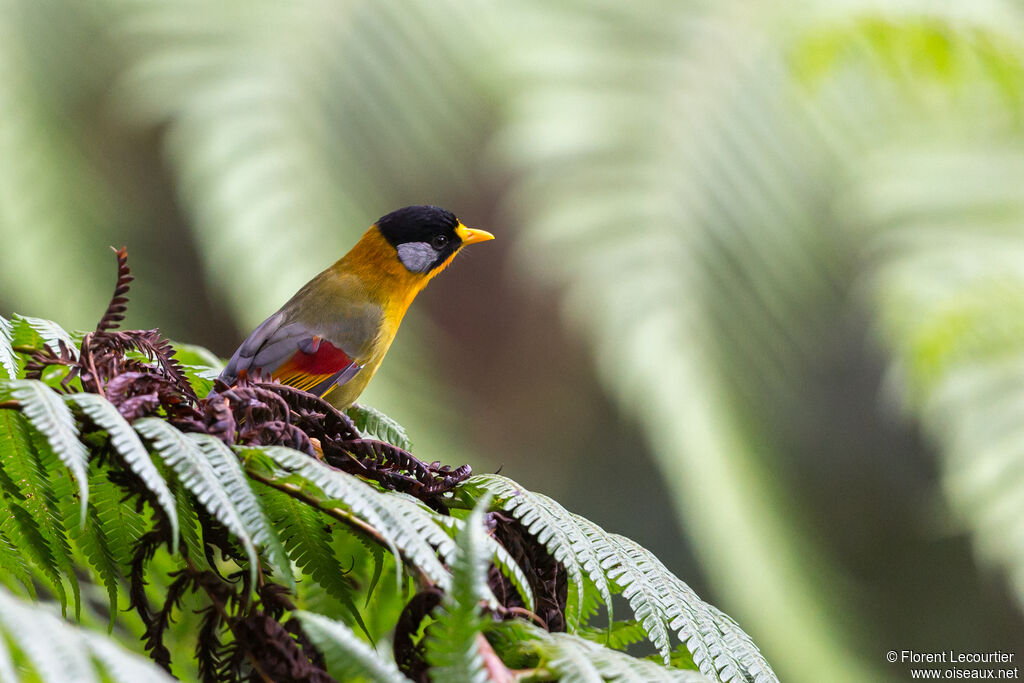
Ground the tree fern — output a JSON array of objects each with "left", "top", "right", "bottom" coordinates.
[
  {"left": 425, "top": 497, "right": 492, "bottom": 683},
  {"left": 0, "top": 286, "right": 775, "bottom": 680},
  {"left": 1, "top": 379, "right": 88, "bottom": 521},
  {"left": 297, "top": 610, "right": 407, "bottom": 683},
  {"left": 64, "top": 392, "right": 179, "bottom": 548},
  {"left": 133, "top": 418, "right": 258, "bottom": 581}
]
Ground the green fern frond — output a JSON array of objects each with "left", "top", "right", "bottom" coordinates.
[
  {"left": 58, "top": 467, "right": 122, "bottom": 629},
  {"left": 80, "top": 630, "right": 179, "bottom": 683},
  {"left": 1, "top": 379, "right": 88, "bottom": 522},
  {"left": 582, "top": 517, "right": 770, "bottom": 681},
  {"left": 0, "top": 315, "right": 15, "bottom": 380},
  {"left": 467, "top": 474, "right": 611, "bottom": 630},
  {"left": 296, "top": 610, "right": 407, "bottom": 683},
  {"left": 436, "top": 513, "right": 535, "bottom": 612},
  {"left": 171, "top": 477, "right": 208, "bottom": 572},
  {"left": 0, "top": 526, "right": 34, "bottom": 597},
  {"left": 133, "top": 418, "right": 258, "bottom": 581},
  {"left": 577, "top": 620, "right": 648, "bottom": 651},
  {"left": 347, "top": 404, "right": 412, "bottom": 450},
  {"left": 256, "top": 445, "right": 451, "bottom": 589},
  {"left": 11, "top": 314, "right": 78, "bottom": 358},
  {"left": 89, "top": 472, "right": 150, "bottom": 573},
  {"left": 64, "top": 392, "right": 179, "bottom": 550},
  {"left": 426, "top": 496, "right": 492, "bottom": 683},
  {"left": 186, "top": 433, "right": 292, "bottom": 587},
  {"left": 257, "top": 482, "right": 367, "bottom": 632},
  {"left": 0, "top": 409, "right": 76, "bottom": 612},
  {"left": 471, "top": 474, "right": 774, "bottom": 682},
  {"left": 0, "top": 586, "right": 175, "bottom": 683},
  {"left": 535, "top": 629, "right": 711, "bottom": 683}
]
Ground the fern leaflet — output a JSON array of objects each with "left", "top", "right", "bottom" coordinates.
[
  {"left": 468, "top": 474, "right": 611, "bottom": 629},
  {"left": 65, "top": 392, "right": 179, "bottom": 550},
  {"left": 133, "top": 418, "right": 257, "bottom": 582},
  {"left": 538, "top": 630, "right": 711, "bottom": 682},
  {"left": 0, "top": 586, "right": 175, "bottom": 683},
  {"left": 2, "top": 378, "right": 89, "bottom": 522},
  {"left": 11, "top": 314, "right": 79, "bottom": 359},
  {"left": 256, "top": 445, "right": 451, "bottom": 589},
  {"left": 0, "top": 315, "right": 15, "bottom": 379},
  {"left": 256, "top": 482, "right": 368, "bottom": 634},
  {"left": 0, "top": 409, "right": 75, "bottom": 613},
  {"left": 347, "top": 403, "right": 412, "bottom": 450},
  {"left": 297, "top": 611, "right": 407, "bottom": 683},
  {"left": 187, "top": 433, "right": 292, "bottom": 587},
  {"left": 426, "top": 496, "right": 492, "bottom": 683}
]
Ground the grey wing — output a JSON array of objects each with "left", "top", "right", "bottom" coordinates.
[{"left": 219, "top": 312, "right": 310, "bottom": 384}]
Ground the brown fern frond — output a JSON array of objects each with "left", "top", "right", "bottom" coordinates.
[{"left": 97, "top": 246, "right": 133, "bottom": 332}]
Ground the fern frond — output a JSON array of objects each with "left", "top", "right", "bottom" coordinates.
[
  {"left": 257, "top": 483, "right": 367, "bottom": 632},
  {"left": 255, "top": 445, "right": 450, "bottom": 589},
  {"left": 89, "top": 472, "right": 150, "bottom": 573},
  {"left": 347, "top": 403, "right": 412, "bottom": 450},
  {"left": 0, "top": 526, "right": 34, "bottom": 597},
  {"left": 426, "top": 496, "right": 492, "bottom": 683},
  {"left": 11, "top": 314, "right": 79, "bottom": 359},
  {"left": 0, "top": 586, "right": 175, "bottom": 683},
  {"left": 296, "top": 610, "right": 407, "bottom": 683},
  {"left": 468, "top": 474, "right": 610, "bottom": 629},
  {"left": 471, "top": 474, "right": 774, "bottom": 682},
  {"left": 436, "top": 513, "right": 535, "bottom": 612},
  {"left": 64, "top": 392, "right": 179, "bottom": 549},
  {"left": 577, "top": 620, "right": 649, "bottom": 651},
  {"left": 536, "top": 630, "right": 711, "bottom": 683},
  {"left": 133, "top": 418, "right": 257, "bottom": 581},
  {"left": 186, "top": 433, "right": 292, "bottom": 587},
  {"left": 0, "top": 409, "right": 75, "bottom": 612},
  {"left": 81, "top": 631, "right": 178, "bottom": 683},
  {"left": 1, "top": 379, "right": 88, "bottom": 522},
  {"left": 59, "top": 468, "right": 122, "bottom": 629},
  {"left": 0, "top": 315, "right": 15, "bottom": 380}
]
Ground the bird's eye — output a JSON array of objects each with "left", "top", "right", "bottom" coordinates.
[{"left": 431, "top": 235, "right": 449, "bottom": 250}]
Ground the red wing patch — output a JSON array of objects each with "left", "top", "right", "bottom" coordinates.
[{"left": 272, "top": 338, "right": 357, "bottom": 394}]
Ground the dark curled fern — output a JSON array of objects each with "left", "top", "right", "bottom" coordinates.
[
  {"left": 393, "top": 588, "right": 443, "bottom": 683},
  {"left": 488, "top": 511, "right": 568, "bottom": 633},
  {"left": 97, "top": 246, "right": 133, "bottom": 332}
]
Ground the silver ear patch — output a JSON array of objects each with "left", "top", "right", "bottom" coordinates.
[{"left": 397, "top": 242, "right": 436, "bottom": 273}]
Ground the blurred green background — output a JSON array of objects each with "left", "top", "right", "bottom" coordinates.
[{"left": 3, "top": 0, "right": 1024, "bottom": 680}]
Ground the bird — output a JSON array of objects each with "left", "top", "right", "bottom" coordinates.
[{"left": 218, "top": 205, "right": 494, "bottom": 409}]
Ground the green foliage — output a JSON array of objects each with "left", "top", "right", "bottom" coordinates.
[
  {"left": 0, "top": 585, "right": 174, "bottom": 683},
  {"left": 425, "top": 496, "right": 492, "bottom": 683},
  {"left": 0, "top": 316, "right": 15, "bottom": 380},
  {"left": 297, "top": 611, "right": 406, "bottom": 683},
  {"left": 0, "top": 314, "right": 774, "bottom": 682},
  {"left": 347, "top": 403, "right": 413, "bottom": 451}
]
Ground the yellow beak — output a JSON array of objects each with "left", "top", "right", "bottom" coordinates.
[{"left": 455, "top": 223, "right": 495, "bottom": 246}]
